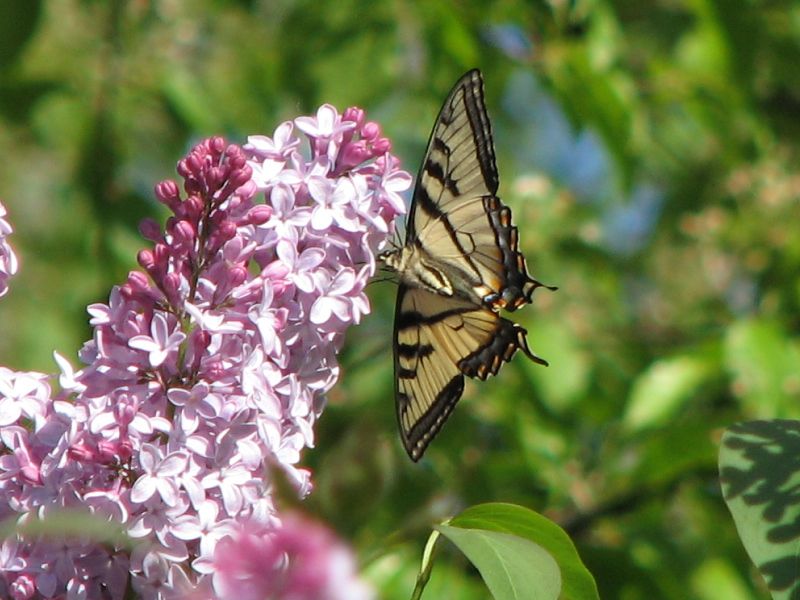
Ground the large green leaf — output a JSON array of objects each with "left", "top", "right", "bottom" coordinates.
[
  {"left": 719, "top": 419, "right": 800, "bottom": 599},
  {"left": 444, "top": 503, "right": 599, "bottom": 600},
  {"left": 436, "top": 524, "right": 560, "bottom": 600}
]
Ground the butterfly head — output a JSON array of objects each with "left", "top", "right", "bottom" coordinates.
[{"left": 378, "top": 247, "right": 401, "bottom": 271}]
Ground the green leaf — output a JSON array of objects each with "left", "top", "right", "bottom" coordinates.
[
  {"left": 622, "top": 354, "right": 714, "bottom": 432},
  {"left": 436, "top": 524, "right": 560, "bottom": 600},
  {"left": 446, "top": 503, "right": 599, "bottom": 600},
  {"left": 523, "top": 319, "right": 590, "bottom": 412},
  {"left": 690, "top": 557, "right": 754, "bottom": 600},
  {"left": 724, "top": 319, "right": 800, "bottom": 418},
  {"left": 719, "top": 419, "right": 800, "bottom": 599},
  {"left": 161, "top": 68, "right": 221, "bottom": 132}
]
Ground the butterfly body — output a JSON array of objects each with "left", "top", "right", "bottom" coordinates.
[
  {"left": 383, "top": 240, "right": 498, "bottom": 301},
  {"left": 382, "top": 69, "right": 552, "bottom": 461}
]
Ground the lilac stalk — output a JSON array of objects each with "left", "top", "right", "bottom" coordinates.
[{"left": 0, "top": 107, "right": 411, "bottom": 598}]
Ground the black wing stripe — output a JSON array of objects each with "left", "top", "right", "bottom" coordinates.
[
  {"left": 413, "top": 184, "right": 480, "bottom": 272},
  {"left": 414, "top": 174, "right": 447, "bottom": 219},
  {"left": 397, "top": 342, "right": 434, "bottom": 359},
  {"left": 406, "top": 70, "right": 495, "bottom": 241},
  {"left": 424, "top": 157, "right": 461, "bottom": 197},
  {"left": 401, "top": 375, "right": 464, "bottom": 462},
  {"left": 459, "top": 70, "right": 498, "bottom": 195},
  {"left": 398, "top": 367, "right": 417, "bottom": 379},
  {"left": 396, "top": 306, "right": 474, "bottom": 330}
]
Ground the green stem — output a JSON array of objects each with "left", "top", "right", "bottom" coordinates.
[{"left": 410, "top": 529, "right": 441, "bottom": 600}]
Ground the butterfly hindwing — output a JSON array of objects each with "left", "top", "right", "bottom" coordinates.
[{"left": 394, "top": 285, "right": 540, "bottom": 461}]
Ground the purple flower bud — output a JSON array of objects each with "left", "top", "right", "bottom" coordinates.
[
  {"left": 183, "top": 195, "right": 205, "bottom": 220},
  {"left": 139, "top": 218, "right": 162, "bottom": 241},
  {"left": 187, "top": 329, "right": 211, "bottom": 372},
  {"left": 68, "top": 442, "right": 96, "bottom": 462},
  {"left": 137, "top": 249, "right": 156, "bottom": 271},
  {"left": 153, "top": 242, "right": 170, "bottom": 264},
  {"left": 229, "top": 264, "right": 248, "bottom": 286},
  {"left": 183, "top": 154, "right": 204, "bottom": 179},
  {"left": 217, "top": 220, "right": 236, "bottom": 242},
  {"left": 372, "top": 137, "right": 392, "bottom": 154},
  {"left": 335, "top": 142, "right": 372, "bottom": 174},
  {"left": 209, "top": 136, "right": 226, "bottom": 154},
  {"left": 361, "top": 121, "right": 380, "bottom": 140},
  {"left": 127, "top": 270, "right": 152, "bottom": 294},
  {"left": 9, "top": 573, "right": 36, "bottom": 598},
  {"left": 155, "top": 179, "right": 181, "bottom": 208},
  {"left": 162, "top": 272, "right": 183, "bottom": 307},
  {"left": 97, "top": 440, "right": 121, "bottom": 463},
  {"left": 227, "top": 163, "right": 254, "bottom": 192},
  {"left": 173, "top": 220, "right": 196, "bottom": 247},
  {"left": 343, "top": 106, "right": 365, "bottom": 126},
  {"left": 209, "top": 166, "right": 225, "bottom": 191},
  {"left": 123, "top": 271, "right": 157, "bottom": 309},
  {"left": 226, "top": 144, "right": 245, "bottom": 162},
  {"left": 247, "top": 204, "right": 272, "bottom": 225}
]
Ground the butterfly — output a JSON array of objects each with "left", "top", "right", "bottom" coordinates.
[{"left": 380, "top": 69, "right": 553, "bottom": 461}]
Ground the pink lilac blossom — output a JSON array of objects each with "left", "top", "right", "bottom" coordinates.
[
  {"left": 212, "top": 514, "right": 373, "bottom": 600},
  {"left": 0, "top": 104, "right": 411, "bottom": 598}
]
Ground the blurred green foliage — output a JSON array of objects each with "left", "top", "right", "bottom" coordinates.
[{"left": 1, "top": 0, "right": 799, "bottom": 597}]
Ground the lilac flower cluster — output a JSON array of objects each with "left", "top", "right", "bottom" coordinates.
[{"left": 0, "top": 105, "right": 410, "bottom": 598}]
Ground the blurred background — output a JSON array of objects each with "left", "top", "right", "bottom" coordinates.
[{"left": 2, "top": 1, "right": 799, "bottom": 597}]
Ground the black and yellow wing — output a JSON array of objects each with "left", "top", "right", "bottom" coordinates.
[
  {"left": 394, "top": 285, "right": 544, "bottom": 461},
  {"left": 388, "top": 69, "right": 553, "bottom": 461},
  {"left": 408, "top": 69, "right": 540, "bottom": 311}
]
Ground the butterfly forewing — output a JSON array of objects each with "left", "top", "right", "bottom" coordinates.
[
  {"left": 410, "top": 70, "right": 538, "bottom": 309},
  {"left": 406, "top": 70, "right": 498, "bottom": 242}
]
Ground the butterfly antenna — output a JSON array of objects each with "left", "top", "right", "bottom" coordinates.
[{"left": 369, "top": 275, "right": 396, "bottom": 286}]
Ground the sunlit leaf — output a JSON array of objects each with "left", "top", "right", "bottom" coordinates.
[
  {"left": 436, "top": 524, "right": 560, "bottom": 600},
  {"left": 623, "top": 354, "right": 714, "bottom": 431},
  {"left": 719, "top": 420, "right": 800, "bottom": 599},
  {"left": 446, "top": 503, "right": 599, "bottom": 600},
  {"left": 724, "top": 319, "right": 800, "bottom": 418},
  {"left": 523, "top": 319, "right": 590, "bottom": 412},
  {"left": 690, "top": 557, "right": 754, "bottom": 600}
]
